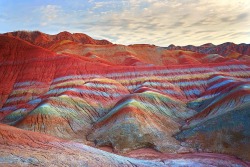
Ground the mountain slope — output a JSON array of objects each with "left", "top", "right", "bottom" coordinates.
[
  {"left": 3, "top": 31, "right": 112, "bottom": 48},
  {"left": 0, "top": 32, "right": 250, "bottom": 165},
  {"left": 167, "top": 42, "right": 250, "bottom": 57},
  {"left": 1, "top": 123, "right": 249, "bottom": 166}
]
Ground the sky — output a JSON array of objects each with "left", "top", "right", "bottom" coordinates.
[{"left": 0, "top": 0, "right": 250, "bottom": 46}]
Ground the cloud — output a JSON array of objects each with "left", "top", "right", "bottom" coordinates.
[
  {"left": 39, "top": 5, "right": 61, "bottom": 26},
  {"left": 169, "top": 22, "right": 185, "bottom": 29},
  {"left": 237, "top": 13, "right": 248, "bottom": 21},
  {"left": 5, "top": 0, "right": 248, "bottom": 46}
]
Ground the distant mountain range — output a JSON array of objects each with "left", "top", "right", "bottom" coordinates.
[{"left": 166, "top": 42, "right": 250, "bottom": 57}]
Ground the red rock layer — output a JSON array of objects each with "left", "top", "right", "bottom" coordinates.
[
  {"left": 3, "top": 31, "right": 112, "bottom": 48},
  {"left": 1, "top": 33, "right": 250, "bottom": 165}
]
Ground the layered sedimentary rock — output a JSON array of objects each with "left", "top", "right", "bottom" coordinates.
[
  {"left": 87, "top": 90, "right": 192, "bottom": 153},
  {"left": 4, "top": 31, "right": 112, "bottom": 48},
  {"left": 167, "top": 42, "right": 250, "bottom": 57},
  {"left": 0, "top": 31, "right": 250, "bottom": 166},
  {"left": 1, "top": 123, "right": 249, "bottom": 166}
]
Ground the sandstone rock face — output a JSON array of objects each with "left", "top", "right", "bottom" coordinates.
[
  {"left": 3, "top": 31, "right": 112, "bottom": 48},
  {"left": 0, "top": 31, "right": 250, "bottom": 166},
  {"left": 1, "top": 123, "right": 249, "bottom": 166}
]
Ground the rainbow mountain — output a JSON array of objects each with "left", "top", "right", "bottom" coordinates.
[{"left": 0, "top": 31, "right": 250, "bottom": 166}]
